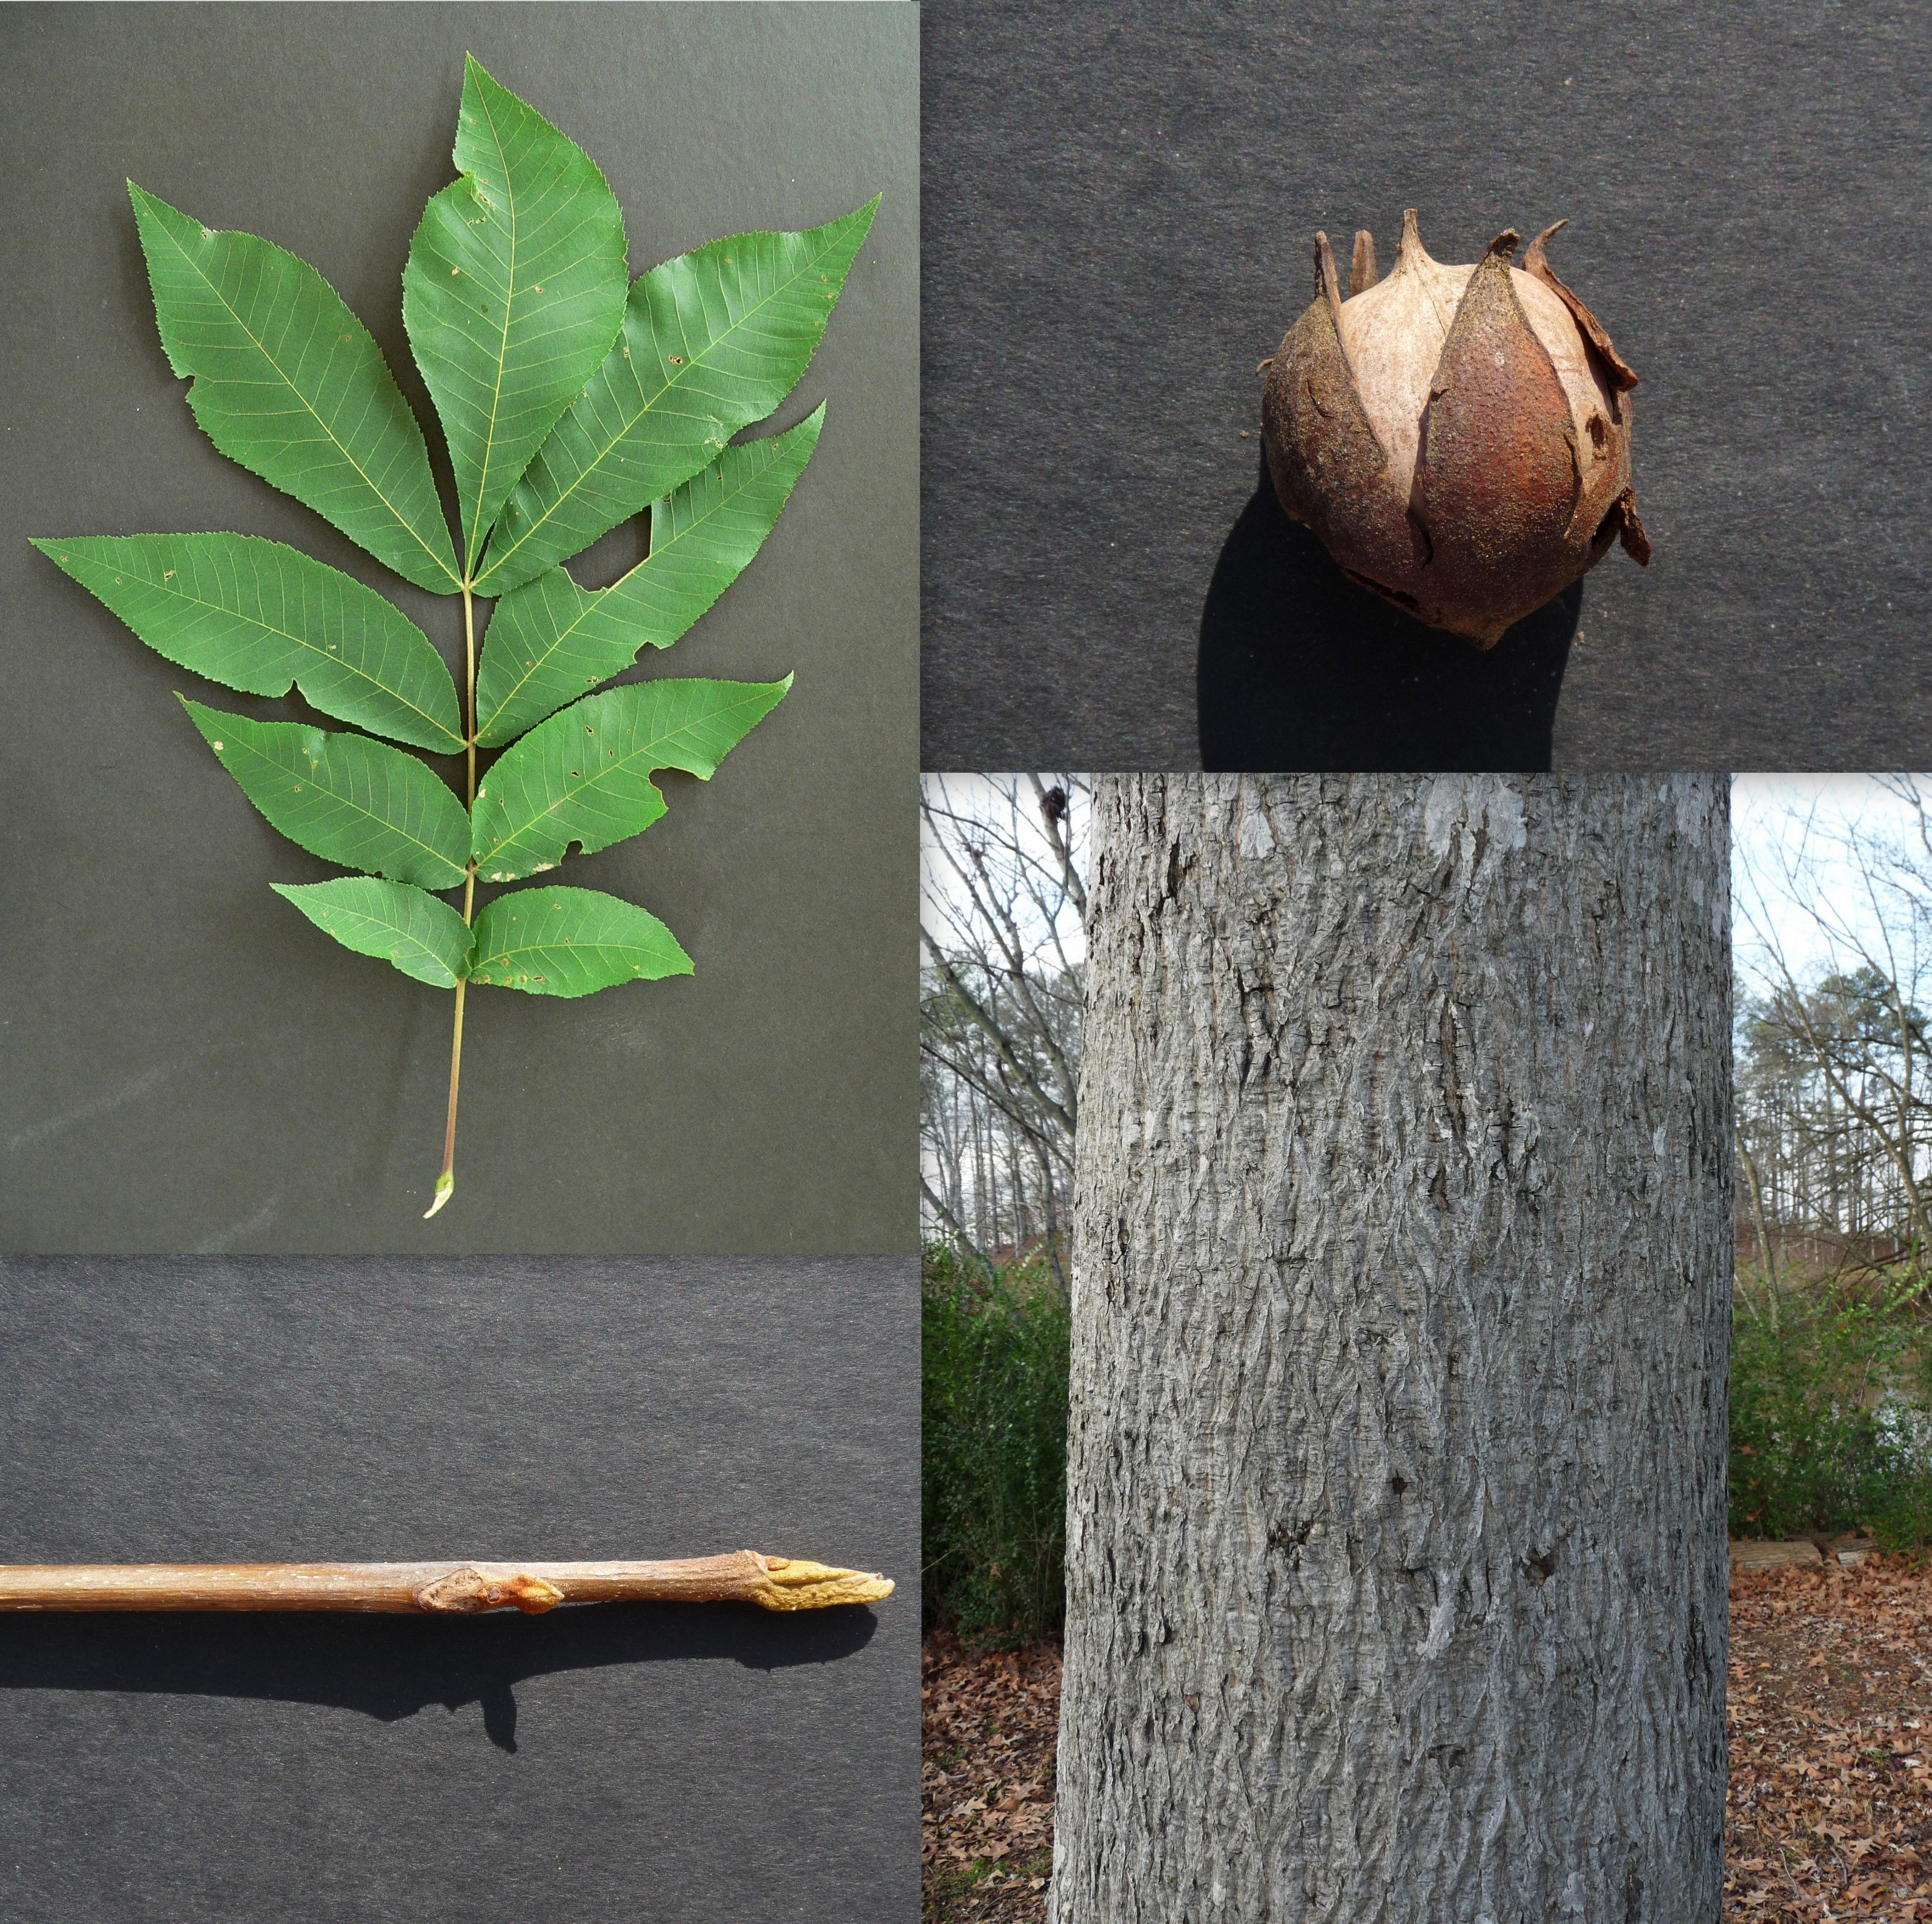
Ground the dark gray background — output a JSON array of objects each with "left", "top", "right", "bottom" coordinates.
[
  {"left": 0, "top": 4, "right": 918, "bottom": 1252},
  {"left": 0, "top": 1254, "right": 915, "bottom": 1923},
  {"left": 921, "top": 0, "right": 1930, "bottom": 770}
]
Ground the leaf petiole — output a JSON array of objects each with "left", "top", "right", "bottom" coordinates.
[{"left": 425, "top": 962, "right": 467, "bottom": 1218}]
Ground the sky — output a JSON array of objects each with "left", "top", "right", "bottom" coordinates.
[
  {"left": 919, "top": 772, "right": 1089, "bottom": 965},
  {"left": 1731, "top": 773, "right": 1930, "bottom": 994}
]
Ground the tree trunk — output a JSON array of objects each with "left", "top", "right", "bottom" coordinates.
[{"left": 1053, "top": 775, "right": 1731, "bottom": 1923}]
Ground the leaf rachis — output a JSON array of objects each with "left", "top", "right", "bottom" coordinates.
[{"left": 426, "top": 577, "right": 483, "bottom": 1219}]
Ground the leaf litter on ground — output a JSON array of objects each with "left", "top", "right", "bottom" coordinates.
[
  {"left": 1727, "top": 1556, "right": 1932, "bottom": 1919},
  {"left": 923, "top": 1631, "right": 1060, "bottom": 1923}
]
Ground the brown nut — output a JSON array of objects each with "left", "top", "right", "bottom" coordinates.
[{"left": 1260, "top": 210, "right": 1649, "bottom": 647}]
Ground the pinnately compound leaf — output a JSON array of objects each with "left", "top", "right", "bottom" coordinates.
[
  {"left": 179, "top": 699, "right": 471, "bottom": 888},
  {"left": 403, "top": 55, "right": 628, "bottom": 569},
  {"left": 474, "top": 406, "right": 823, "bottom": 747},
  {"left": 127, "top": 183, "right": 462, "bottom": 595},
  {"left": 272, "top": 878, "right": 474, "bottom": 988},
  {"left": 469, "top": 676, "right": 790, "bottom": 881},
  {"left": 32, "top": 533, "right": 463, "bottom": 752},
  {"left": 37, "top": 62, "right": 859, "bottom": 1211},
  {"left": 467, "top": 885, "right": 692, "bottom": 996},
  {"left": 471, "top": 198, "right": 876, "bottom": 595}
]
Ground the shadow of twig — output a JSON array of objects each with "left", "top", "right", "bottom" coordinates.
[{"left": 0, "top": 1601, "right": 879, "bottom": 1753}]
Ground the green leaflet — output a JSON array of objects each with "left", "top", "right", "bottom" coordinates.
[
  {"left": 32, "top": 533, "right": 463, "bottom": 753},
  {"left": 180, "top": 699, "right": 470, "bottom": 888},
  {"left": 273, "top": 878, "right": 474, "bottom": 988},
  {"left": 470, "top": 676, "right": 790, "bottom": 881},
  {"left": 471, "top": 197, "right": 877, "bottom": 595},
  {"left": 127, "top": 183, "right": 461, "bottom": 595},
  {"left": 468, "top": 885, "right": 692, "bottom": 997},
  {"left": 474, "top": 407, "right": 823, "bottom": 747},
  {"left": 403, "top": 55, "right": 629, "bottom": 569}
]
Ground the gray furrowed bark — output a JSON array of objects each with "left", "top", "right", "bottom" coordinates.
[{"left": 1053, "top": 775, "right": 1730, "bottom": 1924}]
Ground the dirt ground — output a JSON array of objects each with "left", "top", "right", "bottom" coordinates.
[{"left": 922, "top": 1559, "right": 1932, "bottom": 1922}]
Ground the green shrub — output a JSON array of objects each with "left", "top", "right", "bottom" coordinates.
[
  {"left": 1729, "top": 1274, "right": 1932, "bottom": 1554},
  {"left": 922, "top": 1244, "right": 1070, "bottom": 1644}
]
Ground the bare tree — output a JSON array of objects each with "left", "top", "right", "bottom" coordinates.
[
  {"left": 920, "top": 775, "right": 1089, "bottom": 1281},
  {"left": 1735, "top": 778, "right": 1932, "bottom": 1296},
  {"left": 1054, "top": 775, "right": 1731, "bottom": 1922}
]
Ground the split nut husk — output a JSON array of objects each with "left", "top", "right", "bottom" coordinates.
[{"left": 1260, "top": 210, "right": 1649, "bottom": 646}]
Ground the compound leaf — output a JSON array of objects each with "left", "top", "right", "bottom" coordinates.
[
  {"left": 180, "top": 698, "right": 470, "bottom": 888},
  {"left": 127, "top": 182, "right": 461, "bottom": 594},
  {"left": 403, "top": 54, "right": 628, "bottom": 569},
  {"left": 33, "top": 533, "right": 463, "bottom": 752},
  {"left": 470, "top": 675, "right": 790, "bottom": 881},
  {"left": 273, "top": 878, "right": 474, "bottom": 988},
  {"left": 471, "top": 196, "right": 876, "bottom": 595},
  {"left": 474, "top": 406, "right": 822, "bottom": 747},
  {"left": 468, "top": 885, "right": 691, "bottom": 997}
]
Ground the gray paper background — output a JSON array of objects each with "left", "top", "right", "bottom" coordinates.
[
  {"left": 0, "top": 4, "right": 918, "bottom": 1252},
  {"left": 920, "top": 0, "right": 1930, "bottom": 771},
  {"left": 0, "top": 1254, "right": 916, "bottom": 1923}
]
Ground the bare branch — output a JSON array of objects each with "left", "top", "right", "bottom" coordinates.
[{"left": 920, "top": 775, "right": 1087, "bottom": 1261}]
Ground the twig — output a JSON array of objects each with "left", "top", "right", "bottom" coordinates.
[{"left": 0, "top": 1552, "right": 892, "bottom": 1614}]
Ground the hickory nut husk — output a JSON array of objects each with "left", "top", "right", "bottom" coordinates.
[{"left": 1260, "top": 210, "right": 1650, "bottom": 646}]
